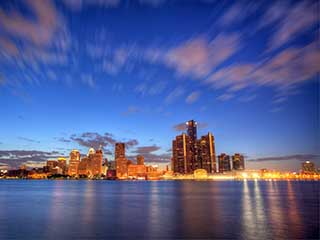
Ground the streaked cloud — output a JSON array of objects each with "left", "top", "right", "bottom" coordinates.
[
  {"left": 217, "top": 93, "right": 234, "bottom": 101},
  {"left": 165, "top": 87, "right": 185, "bottom": 104},
  {"left": 0, "top": 0, "right": 61, "bottom": 47},
  {"left": 130, "top": 145, "right": 170, "bottom": 163},
  {"left": 0, "top": 150, "right": 62, "bottom": 169},
  {"left": 81, "top": 74, "right": 96, "bottom": 88},
  {"left": 265, "top": 1, "right": 318, "bottom": 50},
  {"left": 18, "top": 137, "right": 40, "bottom": 144},
  {"left": 164, "top": 34, "right": 240, "bottom": 78},
  {"left": 248, "top": 154, "right": 320, "bottom": 162},
  {"left": 122, "top": 106, "right": 140, "bottom": 116},
  {"left": 207, "top": 40, "right": 320, "bottom": 101},
  {"left": 186, "top": 91, "right": 201, "bottom": 104}
]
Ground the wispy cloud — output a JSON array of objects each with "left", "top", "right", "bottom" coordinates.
[
  {"left": 61, "top": 132, "right": 139, "bottom": 153},
  {"left": 0, "top": 150, "right": 62, "bottom": 169},
  {"left": 81, "top": 74, "right": 96, "bottom": 88},
  {"left": 186, "top": 91, "right": 201, "bottom": 104},
  {"left": 217, "top": 93, "right": 234, "bottom": 101},
  {"left": 248, "top": 154, "right": 320, "bottom": 162},
  {"left": 165, "top": 87, "right": 185, "bottom": 104},
  {"left": 135, "top": 81, "right": 167, "bottom": 97},
  {"left": 0, "top": 0, "right": 60, "bottom": 46},
  {"left": 130, "top": 145, "right": 170, "bottom": 163},
  {"left": 18, "top": 137, "right": 40, "bottom": 144},
  {"left": 207, "top": 40, "right": 320, "bottom": 101},
  {"left": 265, "top": 1, "right": 318, "bottom": 50},
  {"left": 122, "top": 106, "right": 140, "bottom": 116},
  {"left": 62, "top": 0, "right": 121, "bottom": 11},
  {"left": 164, "top": 34, "right": 240, "bottom": 78}
]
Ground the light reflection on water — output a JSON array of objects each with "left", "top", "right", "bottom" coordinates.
[{"left": 0, "top": 180, "right": 318, "bottom": 239}]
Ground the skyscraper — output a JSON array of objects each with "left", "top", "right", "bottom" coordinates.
[
  {"left": 186, "top": 120, "right": 197, "bottom": 142},
  {"left": 115, "top": 142, "right": 125, "bottom": 159},
  {"left": 115, "top": 142, "right": 128, "bottom": 178},
  {"left": 197, "top": 132, "right": 216, "bottom": 173},
  {"left": 57, "top": 157, "right": 67, "bottom": 174},
  {"left": 172, "top": 133, "right": 193, "bottom": 174},
  {"left": 186, "top": 120, "right": 198, "bottom": 170},
  {"left": 77, "top": 148, "right": 103, "bottom": 177},
  {"left": 89, "top": 148, "right": 103, "bottom": 176},
  {"left": 68, "top": 149, "right": 80, "bottom": 176},
  {"left": 137, "top": 155, "right": 144, "bottom": 165},
  {"left": 172, "top": 120, "right": 217, "bottom": 174},
  {"left": 232, "top": 153, "right": 245, "bottom": 170},
  {"left": 218, "top": 153, "right": 231, "bottom": 173},
  {"left": 301, "top": 161, "right": 316, "bottom": 173}
]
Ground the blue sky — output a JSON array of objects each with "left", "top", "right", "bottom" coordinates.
[{"left": 0, "top": 0, "right": 319, "bottom": 171}]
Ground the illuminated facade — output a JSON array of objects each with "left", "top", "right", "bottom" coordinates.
[
  {"left": 77, "top": 148, "right": 103, "bottom": 177},
  {"left": 115, "top": 142, "right": 125, "bottom": 159},
  {"left": 57, "top": 157, "right": 67, "bottom": 174},
  {"left": 137, "top": 155, "right": 144, "bottom": 165},
  {"left": 47, "top": 160, "right": 58, "bottom": 171},
  {"left": 89, "top": 148, "right": 103, "bottom": 176},
  {"left": 68, "top": 149, "right": 80, "bottom": 176},
  {"left": 218, "top": 153, "right": 231, "bottom": 173},
  {"left": 172, "top": 133, "right": 193, "bottom": 174},
  {"left": 115, "top": 142, "right": 128, "bottom": 178},
  {"left": 232, "top": 153, "right": 245, "bottom": 170},
  {"left": 301, "top": 161, "right": 316, "bottom": 173},
  {"left": 127, "top": 164, "right": 147, "bottom": 178},
  {"left": 197, "top": 133, "right": 216, "bottom": 173},
  {"left": 172, "top": 120, "right": 216, "bottom": 174}
]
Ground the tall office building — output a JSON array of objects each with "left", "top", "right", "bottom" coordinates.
[
  {"left": 172, "top": 133, "right": 193, "bottom": 174},
  {"left": 186, "top": 120, "right": 197, "bottom": 142},
  {"left": 89, "top": 148, "right": 103, "bottom": 176},
  {"left": 47, "top": 160, "right": 58, "bottom": 171},
  {"left": 232, "top": 153, "right": 245, "bottom": 170},
  {"left": 172, "top": 120, "right": 217, "bottom": 174},
  {"left": 137, "top": 155, "right": 144, "bottom": 165},
  {"left": 186, "top": 120, "right": 199, "bottom": 170},
  {"left": 68, "top": 149, "right": 80, "bottom": 176},
  {"left": 218, "top": 153, "right": 231, "bottom": 173},
  {"left": 57, "top": 157, "right": 67, "bottom": 174},
  {"left": 197, "top": 132, "right": 216, "bottom": 173},
  {"left": 115, "top": 142, "right": 125, "bottom": 159},
  {"left": 301, "top": 161, "right": 316, "bottom": 173},
  {"left": 77, "top": 148, "right": 103, "bottom": 176},
  {"left": 115, "top": 142, "right": 128, "bottom": 178}
]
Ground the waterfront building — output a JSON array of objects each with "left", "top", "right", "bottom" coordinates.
[
  {"left": 77, "top": 148, "right": 103, "bottom": 177},
  {"left": 172, "top": 133, "right": 193, "bottom": 174},
  {"left": 115, "top": 142, "right": 128, "bottom": 178},
  {"left": 107, "top": 161, "right": 116, "bottom": 170},
  {"left": 78, "top": 156, "right": 89, "bottom": 176},
  {"left": 197, "top": 132, "right": 216, "bottom": 173},
  {"left": 127, "top": 164, "right": 147, "bottom": 179},
  {"left": 186, "top": 120, "right": 199, "bottom": 171},
  {"left": 172, "top": 120, "right": 216, "bottom": 174},
  {"left": 68, "top": 149, "right": 80, "bottom": 176},
  {"left": 218, "top": 153, "right": 231, "bottom": 173},
  {"left": 47, "top": 160, "right": 58, "bottom": 171},
  {"left": 89, "top": 148, "right": 103, "bottom": 176},
  {"left": 137, "top": 155, "right": 144, "bottom": 165},
  {"left": 115, "top": 142, "right": 125, "bottom": 159},
  {"left": 232, "top": 153, "right": 245, "bottom": 170},
  {"left": 301, "top": 161, "right": 316, "bottom": 173},
  {"left": 57, "top": 157, "right": 67, "bottom": 174}
]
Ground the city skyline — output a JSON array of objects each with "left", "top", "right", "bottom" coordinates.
[{"left": 0, "top": 0, "right": 319, "bottom": 171}]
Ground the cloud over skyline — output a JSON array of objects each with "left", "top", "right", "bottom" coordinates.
[{"left": 0, "top": 0, "right": 318, "bottom": 171}]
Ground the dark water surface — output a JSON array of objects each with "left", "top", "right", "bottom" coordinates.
[{"left": 0, "top": 180, "right": 319, "bottom": 239}]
